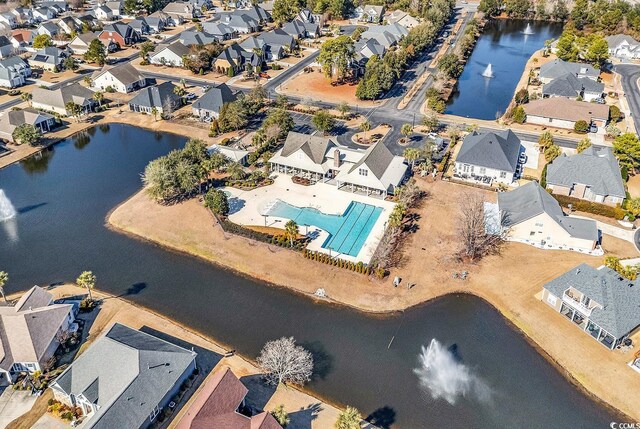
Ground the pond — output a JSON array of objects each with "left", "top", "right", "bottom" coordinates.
[
  {"left": 0, "top": 125, "right": 618, "bottom": 428},
  {"left": 446, "top": 20, "right": 563, "bottom": 120}
]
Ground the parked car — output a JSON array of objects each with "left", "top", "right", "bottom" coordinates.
[
  {"left": 589, "top": 124, "right": 598, "bottom": 133},
  {"left": 259, "top": 72, "right": 270, "bottom": 79},
  {"left": 186, "top": 92, "right": 196, "bottom": 100},
  {"left": 202, "top": 85, "right": 210, "bottom": 91},
  {"left": 594, "top": 97, "right": 606, "bottom": 104},
  {"left": 519, "top": 153, "right": 527, "bottom": 164}
]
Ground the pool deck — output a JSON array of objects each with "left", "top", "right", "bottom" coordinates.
[{"left": 223, "top": 175, "right": 396, "bottom": 264}]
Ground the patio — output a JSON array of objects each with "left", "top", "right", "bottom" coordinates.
[{"left": 223, "top": 175, "right": 396, "bottom": 263}]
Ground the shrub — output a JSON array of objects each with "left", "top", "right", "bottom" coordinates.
[
  {"left": 574, "top": 120, "right": 589, "bottom": 133},
  {"left": 552, "top": 193, "right": 627, "bottom": 219},
  {"left": 540, "top": 164, "right": 548, "bottom": 189},
  {"left": 514, "top": 88, "right": 529, "bottom": 104},
  {"left": 621, "top": 165, "right": 628, "bottom": 182},
  {"left": 512, "top": 106, "right": 526, "bottom": 123},
  {"left": 104, "top": 86, "right": 115, "bottom": 93},
  {"left": 610, "top": 105, "right": 621, "bottom": 123}
]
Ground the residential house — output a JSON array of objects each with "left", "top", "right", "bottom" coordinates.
[
  {"left": 538, "top": 58, "right": 600, "bottom": 84},
  {"left": 354, "top": 38, "right": 385, "bottom": 75},
  {"left": 174, "top": 367, "right": 282, "bottom": 429},
  {"left": 214, "top": 43, "right": 263, "bottom": 75},
  {"left": 99, "top": 22, "right": 140, "bottom": 47},
  {"left": 282, "top": 19, "right": 320, "bottom": 39},
  {"left": 0, "top": 36, "right": 15, "bottom": 59},
  {"left": 240, "top": 5, "right": 271, "bottom": 25},
  {"left": 10, "top": 29, "right": 35, "bottom": 52},
  {"left": 163, "top": 1, "right": 199, "bottom": 22},
  {"left": 104, "top": 0, "right": 122, "bottom": 18},
  {"left": 32, "top": 7, "right": 57, "bottom": 22},
  {"left": 0, "top": 12, "right": 17, "bottom": 29},
  {"left": 29, "top": 46, "right": 69, "bottom": 72},
  {"left": 270, "top": 131, "right": 408, "bottom": 196},
  {"left": 359, "top": 23, "right": 408, "bottom": 48},
  {"left": 542, "top": 264, "right": 640, "bottom": 350},
  {"left": 207, "top": 144, "right": 249, "bottom": 165},
  {"left": 546, "top": 146, "right": 625, "bottom": 206},
  {"left": 149, "top": 41, "right": 190, "bottom": 67},
  {"left": 145, "top": 15, "right": 167, "bottom": 33},
  {"left": 192, "top": 83, "right": 236, "bottom": 120},
  {"left": 39, "top": 1, "right": 67, "bottom": 14},
  {"left": 0, "top": 286, "right": 75, "bottom": 383},
  {"left": 225, "top": 13, "right": 260, "bottom": 34},
  {"left": 31, "top": 83, "right": 98, "bottom": 116},
  {"left": 10, "top": 7, "right": 34, "bottom": 26},
  {"left": 386, "top": 10, "right": 419, "bottom": 28},
  {"left": 297, "top": 8, "right": 323, "bottom": 27},
  {"left": 149, "top": 11, "right": 173, "bottom": 27},
  {"left": 91, "top": 62, "right": 147, "bottom": 93},
  {"left": 94, "top": 4, "right": 114, "bottom": 20},
  {"left": 522, "top": 98, "right": 610, "bottom": 130},
  {"left": 605, "top": 34, "right": 640, "bottom": 60},
  {"left": 0, "top": 56, "right": 31, "bottom": 88},
  {"left": 241, "top": 32, "right": 291, "bottom": 61},
  {"left": 202, "top": 21, "right": 237, "bottom": 40},
  {"left": 259, "top": 29, "right": 295, "bottom": 53},
  {"left": 69, "top": 32, "right": 117, "bottom": 55},
  {"left": 491, "top": 181, "right": 600, "bottom": 253},
  {"left": 36, "top": 22, "right": 59, "bottom": 38},
  {"left": 453, "top": 129, "right": 521, "bottom": 185},
  {"left": 180, "top": 30, "right": 219, "bottom": 46},
  {"left": 357, "top": 5, "right": 385, "bottom": 23},
  {"left": 50, "top": 323, "right": 197, "bottom": 428},
  {"left": 129, "top": 17, "right": 150, "bottom": 37},
  {"left": 57, "top": 16, "right": 80, "bottom": 35},
  {"left": 128, "top": 81, "right": 182, "bottom": 114},
  {"left": 542, "top": 72, "right": 604, "bottom": 102}
]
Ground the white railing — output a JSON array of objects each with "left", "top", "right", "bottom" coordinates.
[{"left": 562, "top": 293, "right": 593, "bottom": 317}]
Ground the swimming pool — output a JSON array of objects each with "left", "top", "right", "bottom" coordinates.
[{"left": 267, "top": 200, "right": 383, "bottom": 258}]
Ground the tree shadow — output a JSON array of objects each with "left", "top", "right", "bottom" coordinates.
[
  {"left": 298, "top": 340, "right": 333, "bottom": 381},
  {"left": 240, "top": 374, "right": 277, "bottom": 412},
  {"left": 288, "top": 402, "right": 322, "bottom": 429},
  {"left": 366, "top": 406, "right": 396, "bottom": 429},
  {"left": 120, "top": 282, "right": 147, "bottom": 297}
]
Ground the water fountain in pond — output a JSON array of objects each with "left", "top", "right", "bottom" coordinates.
[
  {"left": 0, "top": 190, "right": 17, "bottom": 222},
  {"left": 523, "top": 23, "right": 534, "bottom": 35},
  {"left": 414, "top": 339, "right": 492, "bottom": 405},
  {"left": 482, "top": 63, "right": 494, "bottom": 78}
]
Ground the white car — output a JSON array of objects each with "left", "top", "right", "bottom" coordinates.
[{"left": 186, "top": 93, "right": 197, "bottom": 100}]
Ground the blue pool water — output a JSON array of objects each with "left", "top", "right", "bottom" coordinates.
[{"left": 267, "top": 201, "right": 383, "bottom": 257}]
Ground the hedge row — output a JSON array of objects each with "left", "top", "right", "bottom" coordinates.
[
  {"left": 217, "top": 215, "right": 307, "bottom": 249},
  {"left": 551, "top": 193, "right": 627, "bottom": 220},
  {"left": 303, "top": 249, "right": 370, "bottom": 275}
]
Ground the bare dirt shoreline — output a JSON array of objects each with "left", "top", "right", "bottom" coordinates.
[{"left": 107, "top": 182, "right": 640, "bottom": 422}]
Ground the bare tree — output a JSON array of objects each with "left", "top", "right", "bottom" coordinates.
[
  {"left": 257, "top": 337, "right": 313, "bottom": 386},
  {"left": 55, "top": 329, "right": 71, "bottom": 347},
  {"left": 457, "top": 192, "right": 504, "bottom": 261},
  {"left": 263, "top": 123, "right": 281, "bottom": 144},
  {"left": 162, "top": 97, "right": 174, "bottom": 120},
  {"left": 42, "top": 356, "right": 57, "bottom": 373}
]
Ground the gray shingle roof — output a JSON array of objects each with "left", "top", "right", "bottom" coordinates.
[
  {"left": 32, "top": 83, "right": 95, "bottom": 110},
  {"left": 542, "top": 73, "right": 604, "bottom": 98},
  {"left": 544, "top": 263, "right": 640, "bottom": 338},
  {"left": 92, "top": 62, "right": 145, "bottom": 86},
  {"left": 456, "top": 129, "right": 521, "bottom": 172},
  {"left": 52, "top": 323, "right": 196, "bottom": 429},
  {"left": 348, "top": 140, "right": 394, "bottom": 179},
  {"left": 128, "top": 81, "right": 181, "bottom": 109},
  {"left": 605, "top": 34, "right": 640, "bottom": 51},
  {"left": 498, "top": 181, "right": 598, "bottom": 240},
  {"left": 281, "top": 131, "right": 335, "bottom": 163},
  {"left": 192, "top": 83, "right": 236, "bottom": 114},
  {"left": 539, "top": 58, "right": 600, "bottom": 81},
  {"left": 180, "top": 30, "right": 218, "bottom": 46},
  {"left": 547, "top": 146, "right": 625, "bottom": 199}
]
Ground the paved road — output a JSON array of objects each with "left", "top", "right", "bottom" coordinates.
[{"left": 614, "top": 64, "right": 640, "bottom": 132}]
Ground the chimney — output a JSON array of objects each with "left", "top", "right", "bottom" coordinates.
[{"left": 333, "top": 149, "right": 341, "bottom": 168}]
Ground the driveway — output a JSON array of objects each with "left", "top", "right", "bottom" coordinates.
[
  {"left": 520, "top": 140, "right": 540, "bottom": 169},
  {"left": 0, "top": 387, "right": 37, "bottom": 427},
  {"left": 31, "top": 413, "right": 68, "bottom": 429}
]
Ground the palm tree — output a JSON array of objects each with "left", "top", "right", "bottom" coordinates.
[
  {"left": 180, "top": 78, "right": 187, "bottom": 89},
  {"left": 359, "top": 120, "right": 371, "bottom": 141},
  {"left": 0, "top": 271, "right": 8, "bottom": 304},
  {"left": 271, "top": 404, "right": 290, "bottom": 427},
  {"left": 21, "top": 92, "right": 32, "bottom": 106},
  {"left": 335, "top": 406, "right": 362, "bottom": 429},
  {"left": 83, "top": 76, "right": 92, "bottom": 87},
  {"left": 401, "top": 123, "right": 413, "bottom": 141},
  {"left": 284, "top": 220, "right": 298, "bottom": 247},
  {"left": 76, "top": 270, "right": 96, "bottom": 301},
  {"left": 173, "top": 85, "right": 186, "bottom": 97},
  {"left": 151, "top": 107, "right": 158, "bottom": 121},
  {"left": 93, "top": 91, "right": 104, "bottom": 107},
  {"left": 403, "top": 147, "right": 421, "bottom": 168}
]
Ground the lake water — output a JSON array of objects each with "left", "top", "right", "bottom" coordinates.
[
  {"left": 0, "top": 125, "right": 618, "bottom": 428},
  {"left": 446, "top": 20, "right": 563, "bottom": 120}
]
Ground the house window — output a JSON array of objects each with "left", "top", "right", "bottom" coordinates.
[
  {"left": 547, "top": 294, "right": 557, "bottom": 306},
  {"left": 499, "top": 171, "right": 507, "bottom": 178},
  {"left": 359, "top": 168, "right": 368, "bottom": 176},
  {"left": 149, "top": 405, "right": 161, "bottom": 422},
  {"left": 479, "top": 167, "right": 486, "bottom": 175},
  {"left": 463, "top": 164, "right": 470, "bottom": 173},
  {"left": 535, "top": 222, "right": 543, "bottom": 227}
]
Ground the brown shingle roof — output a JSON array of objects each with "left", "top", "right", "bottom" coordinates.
[{"left": 522, "top": 98, "right": 609, "bottom": 122}]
